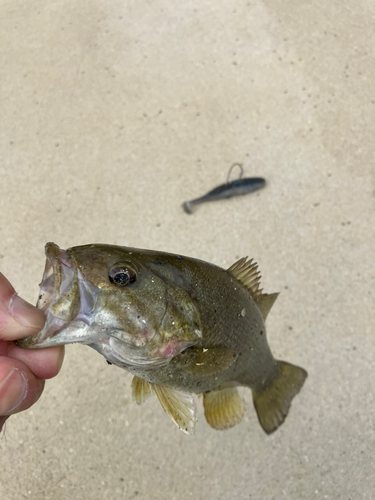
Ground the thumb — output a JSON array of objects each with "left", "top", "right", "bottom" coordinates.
[{"left": 0, "top": 273, "right": 46, "bottom": 341}]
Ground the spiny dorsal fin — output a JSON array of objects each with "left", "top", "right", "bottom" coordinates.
[
  {"left": 152, "top": 385, "right": 197, "bottom": 434},
  {"left": 203, "top": 387, "right": 245, "bottom": 430},
  {"left": 228, "top": 257, "right": 262, "bottom": 297},
  {"left": 254, "top": 293, "right": 279, "bottom": 321},
  {"left": 228, "top": 257, "right": 279, "bottom": 320},
  {"left": 132, "top": 376, "right": 151, "bottom": 405}
]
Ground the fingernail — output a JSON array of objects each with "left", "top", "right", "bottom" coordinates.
[
  {"left": 0, "top": 369, "right": 28, "bottom": 415},
  {"left": 9, "top": 294, "right": 46, "bottom": 329},
  {"left": 56, "top": 347, "right": 65, "bottom": 374}
]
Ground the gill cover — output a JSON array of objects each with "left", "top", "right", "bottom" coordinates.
[{"left": 18, "top": 243, "right": 203, "bottom": 370}]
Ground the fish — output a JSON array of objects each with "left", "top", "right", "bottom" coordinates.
[
  {"left": 182, "top": 177, "right": 266, "bottom": 214},
  {"left": 17, "top": 242, "right": 307, "bottom": 435}
]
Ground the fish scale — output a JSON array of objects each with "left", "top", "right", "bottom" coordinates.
[{"left": 17, "top": 243, "right": 307, "bottom": 435}]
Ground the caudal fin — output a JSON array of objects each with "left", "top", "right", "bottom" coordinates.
[{"left": 252, "top": 361, "right": 307, "bottom": 434}]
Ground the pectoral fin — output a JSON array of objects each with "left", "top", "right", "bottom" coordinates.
[
  {"left": 132, "top": 376, "right": 151, "bottom": 405},
  {"left": 181, "top": 347, "right": 238, "bottom": 376},
  {"left": 152, "top": 385, "right": 197, "bottom": 434},
  {"left": 169, "top": 348, "right": 198, "bottom": 370},
  {"left": 171, "top": 346, "right": 238, "bottom": 376},
  {"left": 203, "top": 387, "right": 245, "bottom": 430}
]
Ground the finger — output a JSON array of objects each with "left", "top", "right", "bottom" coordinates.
[
  {"left": 0, "top": 273, "right": 46, "bottom": 341},
  {"left": 0, "top": 357, "right": 44, "bottom": 417},
  {"left": 7, "top": 343, "right": 65, "bottom": 380},
  {"left": 0, "top": 340, "right": 8, "bottom": 357}
]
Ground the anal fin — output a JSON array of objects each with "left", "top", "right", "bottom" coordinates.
[
  {"left": 203, "top": 387, "right": 245, "bottom": 430},
  {"left": 152, "top": 385, "right": 196, "bottom": 435},
  {"left": 132, "top": 376, "right": 151, "bottom": 405},
  {"left": 252, "top": 360, "right": 307, "bottom": 434}
]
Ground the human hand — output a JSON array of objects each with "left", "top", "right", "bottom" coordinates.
[{"left": 0, "top": 272, "right": 64, "bottom": 432}]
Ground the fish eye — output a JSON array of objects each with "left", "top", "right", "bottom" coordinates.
[{"left": 109, "top": 265, "right": 137, "bottom": 286}]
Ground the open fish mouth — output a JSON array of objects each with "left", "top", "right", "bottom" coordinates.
[
  {"left": 37, "top": 243, "right": 76, "bottom": 314},
  {"left": 17, "top": 243, "right": 85, "bottom": 348}
]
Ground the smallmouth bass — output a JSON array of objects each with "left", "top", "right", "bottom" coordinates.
[{"left": 18, "top": 243, "right": 307, "bottom": 434}]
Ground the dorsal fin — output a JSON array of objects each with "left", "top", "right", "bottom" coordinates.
[
  {"left": 228, "top": 257, "right": 279, "bottom": 320},
  {"left": 254, "top": 293, "right": 279, "bottom": 321},
  {"left": 227, "top": 257, "right": 262, "bottom": 296}
]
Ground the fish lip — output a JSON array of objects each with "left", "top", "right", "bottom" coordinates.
[
  {"left": 37, "top": 242, "right": 63, "bottom": 312},
  {"left": 37, "top": 242, "right": 75, "bottom": 312},
  {"left": 17, "top": 243, "right": 79, "bottom": 348}
]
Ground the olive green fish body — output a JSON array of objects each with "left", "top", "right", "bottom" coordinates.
[
  {"left": 18, "top": 243, "right": 307, "bottom": 435},
  {"left": 123, "top": 261, "right": 276, "bottom": 394}
]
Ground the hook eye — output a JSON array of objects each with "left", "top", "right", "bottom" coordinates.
[{"left": 226, "top": 163, "right": 244, "bottom": 183}]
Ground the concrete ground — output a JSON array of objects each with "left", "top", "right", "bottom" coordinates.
[{"left": 0, "top": 1, "right": 374, "bottom": 499}]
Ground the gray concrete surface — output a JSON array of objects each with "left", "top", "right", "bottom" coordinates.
[{"left": 0, "top": 1, "right": 374, "bottom": 499}]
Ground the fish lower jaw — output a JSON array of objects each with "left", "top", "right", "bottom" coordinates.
[{"left": 17, "top": 319, "right": 93, "bottom": 348}]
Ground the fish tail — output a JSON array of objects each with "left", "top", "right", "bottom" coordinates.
[{"left": 252, "top": 361, "right": 307, "bottom": 434}]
